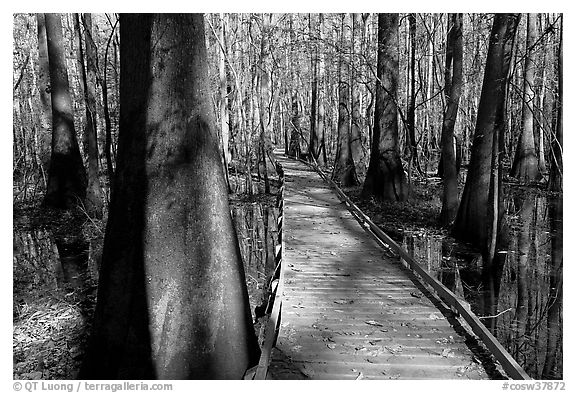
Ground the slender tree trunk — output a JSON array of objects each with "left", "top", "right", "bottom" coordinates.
[
  {"left": 510, "top": 13, "right": 540, "bottom": 182},
  {"left": 405, "top": 13, "right": 421, "bottom": 172},
  {"left": 308, "top": 13, "right": 319, "bottom": 160},
  {"left": 317, "top": 13, "right": 327, "bottom": 165},
  {"left": 44, "top": 13, "right": 87, "bottom": 209},
  {"left": 350, "top": 13, "right": 363, "bottom": 169},
  {"left": 453, "top": 13, "right": 520, "bottom": 248},
  {"left": 362, "top": 13, "right": 408, "bottom": 202},
  {"left": 257, "top": 14, "right": 272, "bottom": 193},
  {"left": 74, "top": 13, "right": 103, "bottom": 218},
  {"left": 548, "top": 16, "right": 562, "bottom": 192},
  {"left": 219, "top": 13, "right": 231, "bottom": 192},
  {"left": 287, "top": 15, "right": 301, "bottom": 158},
  {"left": 332, "top": 13, "right": 358, "bottom": 186},
  {"left": 81, "top": 14, "right": 259, "bottom": 379},
  {"left": 439, "top": 13, "right": 463, "bottom": 226}
]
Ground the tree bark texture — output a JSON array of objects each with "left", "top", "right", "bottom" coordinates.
[
  {"left": 75, "top": 13, "right": 103, "bottom": 218},
  {"left": 350, "top": 13, "right": 363, "bottom": 169},
  {"left": 44, "top": 13, "right": 87, "bottom": 209},
  {"left": 35, "top": 13, "right": 52, "bottom": 174},
  {"left": 362, "top": 13, "right": 408, "bottom": 202},
  {"left": 332, "top": 13, "right": 358, "bottom": 186},
  {"left": 548, "top": 16, "right": 562, "bottom": 192},
  {"left": 453, "top": 13, "right": 520, "bottom": 248},
  {"left": 81, "top": 14, "right": 259, "bottom": 379},
  {"left": 439, "top": 13, "right": 463, "bottom": 226},
  {"left": 510, "top": 13, "right": 540, "bottom": 182}
]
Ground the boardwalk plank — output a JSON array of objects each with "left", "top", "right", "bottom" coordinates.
[{"left": 268, "top": 155, "right": 494, "bottom": 380}]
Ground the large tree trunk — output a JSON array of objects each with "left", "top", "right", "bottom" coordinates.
[
  {"left": 35, "top": 13, "right": 52, "bottom": 176},
  {"left": 439, "top": 13, "right": 463, "bottom": 226},
  {"left": 332, "top": 13, "right": 358, "bottom": 186},
  {"left": 510, "top": 13, "right": 540, "bottom": 182},
  {"left": 44, "top": 13, "right": 87, "bottom": 209},
  {"left": 74, "top": 13, "right": 103, "bottom": 218},
  {"left": 453, "top": 14, "right": 520, "bottom": 248},
  {"left": 362, "top": 13, "right": 407, "bottom": 201},
  {"left": 80, "top": 14, "right": 259, "bottom": 379}
]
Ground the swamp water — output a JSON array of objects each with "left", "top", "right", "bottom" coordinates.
[
  {"left": 13, "top": 190, "right": 560, "bottom": 380},
  {"left": 13, "top": 202, "right": 279, "bottom": 379},
  {"left": 401, "top": 191, "right": 562, "bottom": 379}
]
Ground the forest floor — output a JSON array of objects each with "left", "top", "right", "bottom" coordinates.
[{"left": 13, "top": 202, "right": 102, "bottom": 380}]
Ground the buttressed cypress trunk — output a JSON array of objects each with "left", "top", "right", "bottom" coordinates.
[
  {"left": 510, "top": 13, "right": 540, "bottom": 182},
  {"left": 80, "top": 14, "right": 259, "bottom": 379},
  {"left": 44, "top": 13, "right": 87, "bottom": 209},
  {"left": 362, "top": 13, "right": 407, "bottom": 202},
  {"left": 332, "top": 13, "right": 358, "bottom": 186},
  {"left": 453, "top": 14, "right": 520, "bottom": 248}
]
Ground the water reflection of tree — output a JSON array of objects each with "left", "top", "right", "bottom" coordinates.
[
  {"left": 542, "top": 194, "right": 562, "bottom": 379},
  {"left": 403, "top": 190, "right": 562, "bottom": 379},
  {"left": 510, "top": 191, "right": 536, "bottom": 366},
  {"left": 231, "top": 203, "right": 279, "bottom": 319}
]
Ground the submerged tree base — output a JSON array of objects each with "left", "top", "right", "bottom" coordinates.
[{"left": 13, "top": 174, "right": 280, "bottom": 380}]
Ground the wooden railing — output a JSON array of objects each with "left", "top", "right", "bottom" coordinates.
[
  {"left": 250, "top": 161, "right": 285, "bottom": 380},
  {"left": 304, "top": 158, "right": 530, "bottom": 380}
]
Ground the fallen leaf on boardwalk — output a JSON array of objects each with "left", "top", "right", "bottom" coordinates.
[
  {"left": 334, "top": 299, "right": 354, "bottom": 305},
  {"left": 441, "top": 349, "right": 455, "bottom": 358},
  {"left": 428, "top": 313, "right": 444, "bottom": 320},
  {"left": 410, "top": 292, "right": 423, "bottom": 299},
  {"left": 329, "top": 251, "right": 337, "bottom": 255},
  {"left": 326, "top": 343, "right": 336, "bottom": 350},
  {"left": 385, "top": 344, "right": 403, "bottom": 354},
  {"left": 365, "top": 320, "right": 384, "bottom": 327},
  {"left": 368, "top": 339, "right": 383, "bottom": 345},
  {"left": 355, "top": 372, "right": 364, "bottom": 380}
]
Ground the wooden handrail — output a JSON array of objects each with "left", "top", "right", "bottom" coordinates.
[
  {"left": 252, "top": 162, "right": 285, "bottom": 380},
  {"left": 302, "top": 158, "right": 530, "bottom": 380}
]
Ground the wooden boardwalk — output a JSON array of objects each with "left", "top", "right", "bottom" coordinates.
[{"left": 266, "top": 155, "right": 494, "bottom": 380}]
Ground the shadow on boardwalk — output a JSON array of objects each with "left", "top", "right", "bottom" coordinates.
[{"left": 268, "top": 155, "right": 504, "bottom": 380}]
